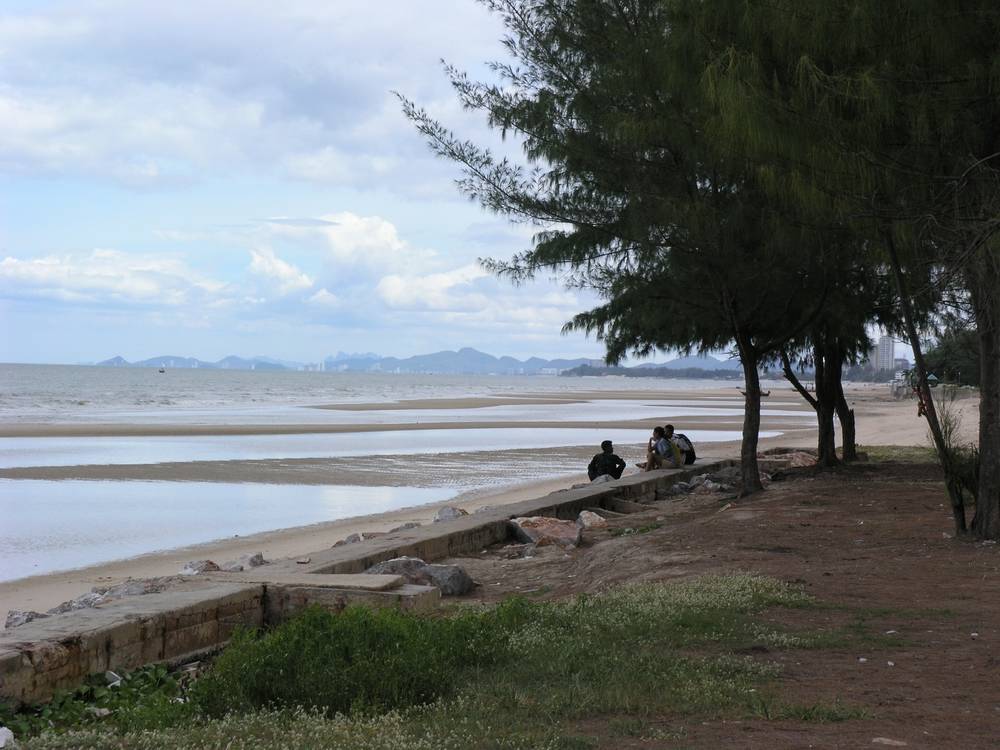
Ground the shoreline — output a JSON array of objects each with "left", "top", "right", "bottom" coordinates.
[
  {"left": 0, "top": 473, "right": 580, "bottom": 616},
  {"left": 1, "top": 385, "right": 980, "bottom": 620}
]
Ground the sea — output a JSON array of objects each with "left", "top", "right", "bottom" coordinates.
[{"left": 0, "top": 364, "right": 804, "bottom": 582}]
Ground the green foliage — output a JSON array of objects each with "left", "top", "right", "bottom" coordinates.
[
  {"left": 0, "top": 664, "right": 189, "bottom": 738},
  {"left": 17, "top": 574, "right": 840, "bottom": 749},
  {"left": 190, "top": 603, "right": 514, "bottom": 717},
  {"left": 925, "top": 328, "right": 980, "bottom": 387}
]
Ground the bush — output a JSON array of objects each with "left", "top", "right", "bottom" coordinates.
[{"left": 190, "top": 604, "right": 510, "bottom": 717}]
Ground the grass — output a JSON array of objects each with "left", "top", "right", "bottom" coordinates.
[
  {"left": 14, "top": 573, "right": 876, "bottom": 750},
  {"left": 860, "top": 444, "right": 937, "bottom": 463}
]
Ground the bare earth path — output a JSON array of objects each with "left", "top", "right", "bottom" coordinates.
[{"left": 449, "top": 459, "right": 1000, "bottom": 749}]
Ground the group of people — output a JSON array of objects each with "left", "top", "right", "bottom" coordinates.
[{"left": 587, "top": 424, "right": 696, "bottom": 482}]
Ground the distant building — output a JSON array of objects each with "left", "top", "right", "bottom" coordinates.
[
  {"left": 875, "top": 335, "right": 895, "bottom": 371},
  {"left": 893, "top": 357, "right": 910, "bottom": 370}
]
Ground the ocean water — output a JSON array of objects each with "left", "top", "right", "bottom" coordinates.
[{"left": 0, "top": 364, "right": 807, "bottom": 582}]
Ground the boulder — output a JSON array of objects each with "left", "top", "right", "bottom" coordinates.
[
  {"left": 433, "top": 506, "right": 469, "bottom": 523},
  {"left": 46, "top": 592, "right": 105, "bottom": 615},
  {"left": 96, "top": 578, "right": 171, "bottom": 600},
  {"left": 786, "top": 452, "right": 817, "bottom": 467},
  {"left": 509, "top": 516, "right": 582, "bottom": 548},
  {"left": 4, "top": 610, "right": 47, "bottom": 629},
  {"left": 179, "top": 560, "right": 220, "bottom": 575},
  {"left": 576, "top": 510, "right": 608, "bottom": 529},
  {"left": 220, "top": 553, "right": 268, "bottom": 572},
  {"left": 333, "top": 532, "right": 363, "bottom": 547},
  {"left": 365, "top": 556, "right": 474, "bottom": 596},
  {"left": 0, "top": 726, "right": 15, "bottom": 749}
]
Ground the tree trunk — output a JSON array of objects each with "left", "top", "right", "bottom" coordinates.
[
  {"left": 834, "top": 362, "right": 858, "bottom": 462},
  {"left": 736, "top": 335, "right": 764, "bottom": 496},
  {"left": 814, "top": 341, "right": 840, "bottom": 467},
  {"left": 971, "top": 257, "right": 1000, "bottom": 539},
  {"left": 885, "top": 231, "right": 967, "bottom": 535}
]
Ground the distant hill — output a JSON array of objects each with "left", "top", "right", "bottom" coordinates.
[
  {"left": 561, "top": 363, "right": 744, "bottom": 380},
  {"left": 323, "top": 347, "right": 604, "bottom": 375},
  {"left": 633, "top": 354, "right": 741, "bottom": 371},
  {"left": 96, "top": 355, "right": 291, "bottom": 371},
  {"left": 95, "top": 348, "right": 605, "bottom": 374}
]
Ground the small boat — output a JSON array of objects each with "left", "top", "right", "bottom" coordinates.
[{"left": 158, "top": 367, "right": 166, "bottom": 373}]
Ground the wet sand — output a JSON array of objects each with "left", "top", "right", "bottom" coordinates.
[{"left": 0, "top": 385, "right": 979, "bottom": 618}]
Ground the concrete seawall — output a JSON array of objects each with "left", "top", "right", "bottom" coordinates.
[{"left": 0, "top": 460, "right": 733, "bottom": 706}]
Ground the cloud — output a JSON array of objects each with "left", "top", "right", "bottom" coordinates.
[
  {"left": 0, "top": 1, "right": 508, "bottom": 191},
  {"left": 263, "top": 217, "right": 337, "bottom": 227},
  {"left": 307, "top": 288, "right": 339, "bottom": 308},
  {"left": 376, "top": 264, "right": 489, "bottom": 311},
  {"left": 0, "top": 249, "right": 228, "bottom": 306},
  {"left": 270, "top": 211, "right": 436, "bottom": 270},
  {"left": 248, "top": 247, "right": 313, "bottom": 295}
]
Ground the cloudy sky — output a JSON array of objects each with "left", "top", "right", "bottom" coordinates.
[{"left": 0, "top": 0, "right": 608, "bottom": 365}]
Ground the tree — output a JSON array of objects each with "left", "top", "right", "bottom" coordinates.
[
  {"left": 401, "top": 0, "right": 833, "bottom": 494},
  {"left": 701, "top": 0, "right": 1000, "bottom": 537}
]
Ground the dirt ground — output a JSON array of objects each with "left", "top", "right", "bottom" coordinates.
[{"left": 447, "top": 460, "right": 1000, "bottom": 749}]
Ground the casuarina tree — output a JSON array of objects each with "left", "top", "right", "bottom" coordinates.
[{"left": 401, "top": 0, "right": 834, "bottom": 494}]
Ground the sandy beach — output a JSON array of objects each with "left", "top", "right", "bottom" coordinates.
[{"left": 0, "top": 384, "right": 979, "bottom": 619}]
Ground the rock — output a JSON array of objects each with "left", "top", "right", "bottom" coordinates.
[
  {"left": 0, "top": 726, "right": 15, "bottom": 749},
  {"left": 576, "top": 510, "right": 608, "bottom": 529},
  {"left": 786, "top": 451, "right": 817, "bottom": 467},
  {"left": 220, "top": 553, "right": 268, "bottom": 572},
  {"left": 333, "top": 532, "right": 363, "bottom": 547},
  {"left": 425, "top": 564, "right": 475, "bottom": 596},
  {"left": 509, "top": 516, "right": 582, "bottom": 548},
  {"left": 96, "top": 578, "right": 170, "bottom": 600},
  {"left": 4, "top": 610, "right": 48, "bottom": 629},
  {"left": 46, "top": 592, "right": 105, "bottom": 615},
  {"left": 362, "top": 531, "right": 385, "bottom": 540},
  {"left": 295, "top": 557, "right": 311, "bottom": 565},
  {"left": 179, "top": 560, "right": 220, "bottom": 575},
  {"left": 85, "top": 706, "right": 112, "bottom": 718},
  {"left": 365, "top": 556, "right": 474, "bottom": 596},
  {"left": 500, "top": 543, "right": 537, "bottom": 559},
  {"left": 389, "top": 522, "right": 422, "bottom": 532},
  {"left": 433, "top": 506, "right": 469, "bottom": 523},
  {"left": 668, "top": 481, "right": 690, "bottom": 495},
  {"left": 689, "top": 474, "right": 709, "bottom": 488}
]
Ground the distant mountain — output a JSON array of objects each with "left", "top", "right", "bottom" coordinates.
[
  {"left": 96, "top": 355, "right": 290, "bottom": 371},
  {"left": 95, "top": 349, "right": 604, "bottom": 374},
  {"left": 324, "top": 347, "right": 603, "bottom": 375},
  {"left": 663, "top": 355, "right": 741, "bottom": 371}
]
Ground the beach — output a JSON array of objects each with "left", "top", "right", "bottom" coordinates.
[{"left": 0, "top": 368, "right": 980, "bottom": 619}]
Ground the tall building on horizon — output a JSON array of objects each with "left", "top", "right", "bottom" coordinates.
[{"left": 876, "top": 335, "right": 895, "bottom": 371}]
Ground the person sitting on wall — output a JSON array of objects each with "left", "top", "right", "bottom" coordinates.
[
  {"left": 588, "top": 439, "right": 627, "bottom": 481},
  {"left": 664, "top": 424, "right": 697, "bottom": 465},
  {"left": 638, "top": 426, "right": 681, "bottom": 471}
]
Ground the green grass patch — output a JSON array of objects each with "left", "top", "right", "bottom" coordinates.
[
  {"left": 15, "top": 573, "right": 871, "bottom": 750},
  {"left": 748, "top": 693, "right": 871, "bottom": 722},
  {"left": 860, "top": 444, "right": 937, "bottom": 463}
]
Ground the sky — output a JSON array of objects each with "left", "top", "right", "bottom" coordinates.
[{"left": 0, "top": 0, "right": 610, "bottom": 365}]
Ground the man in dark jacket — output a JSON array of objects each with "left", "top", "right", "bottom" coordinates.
[{"left": 588, "top": 440, "right": 627, "bottom": 481}]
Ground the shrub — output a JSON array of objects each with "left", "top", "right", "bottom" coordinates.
[{"left": 190, "top": 604, "right": 509, "bottom": 717}]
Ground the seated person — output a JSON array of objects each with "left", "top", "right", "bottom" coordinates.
[
  {"left": 588, "top": 439, "right": 627, "bottom": 481},
  {"left": 643, "top": 425, "right": 681, "bottom": 471},
  {"left": 664, "top": 424, "right": 697, "bottom": 465}
]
